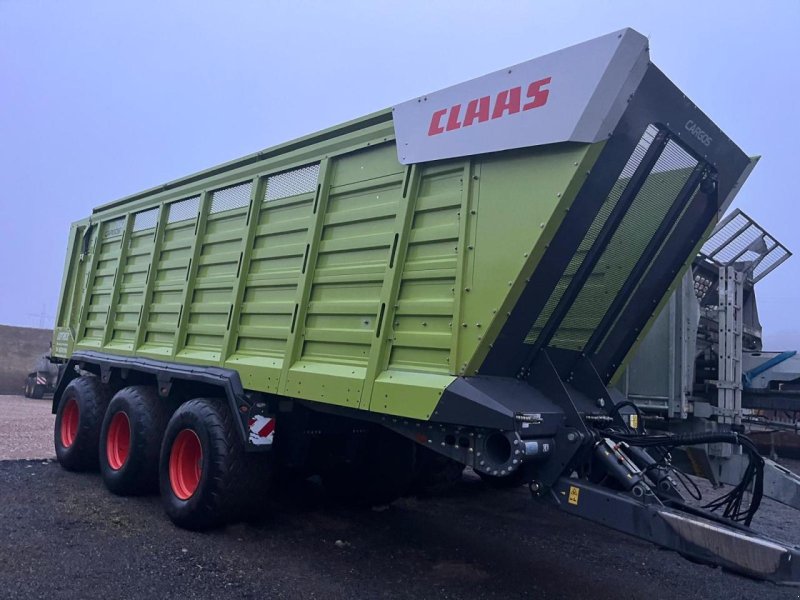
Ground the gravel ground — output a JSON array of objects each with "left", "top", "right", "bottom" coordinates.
[
  {"left": 1, "top": 463, "right": 799, "bottom": 600},
  {"left": 0, "top": 394, "right": 55, "bottom": 460},
  {"left": 1, "top": 394, "right": 800, "bottom": 599}
]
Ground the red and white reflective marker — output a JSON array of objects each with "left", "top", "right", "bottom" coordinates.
[{"left": 248, "top": 415, "right": 275, "bottom": 446}]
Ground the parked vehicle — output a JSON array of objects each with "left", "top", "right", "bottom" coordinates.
[
  {"left": 49, "top": 29, "right": 800, "bottom": 584},
  {"left": 23, "top": 354, "right": 58, "bottom": 399}
]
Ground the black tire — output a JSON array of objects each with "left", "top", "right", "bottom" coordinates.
[
  {"left": 23, "top": 375, "right": 34, "bottom": 398},
  {"left": 99, "top": 386, "right": 170, "bottom": 496},
  {"left": 159, "top": 399, "right": 270, "bottom": 530},
  {"left": 322, "top": 428, "right": 416, "bottom": 507},
  {"left": 54, "top": 376, "right": 112, "bottom": 472}
]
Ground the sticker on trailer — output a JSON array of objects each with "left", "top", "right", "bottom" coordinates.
[
  {"left": 248, "top": 415, "right": 275, "bottom": 446},
  {"left": 568, "top": 485, "right": 580, "bottom": 506},
  {"left": 630, "top": 413, "right": 639, "bottom": 430},
  {"left": 392, "top": 28, "right": 649, "bottom": 164}
]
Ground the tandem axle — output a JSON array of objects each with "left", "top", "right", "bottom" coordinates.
[{"left": 51, "top": 348, "right": 800, "bottom": 584}]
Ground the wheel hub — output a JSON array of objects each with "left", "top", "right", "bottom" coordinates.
[
  {"left": 106, "top": 411, "right": 131, "bottom": 470},
  {"left": 60, "top": 398, "right": 79, "bottom": 448},
  {"left": 169, "top": 429, "right": 202, "bottom": 500}
]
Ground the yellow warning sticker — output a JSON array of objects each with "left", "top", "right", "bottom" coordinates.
[
  {"left": 630, "top": 413, "right": 639, "bottom": 430},
  {"left": 568, "top": 485, "right": 580, "bottom": 506}
]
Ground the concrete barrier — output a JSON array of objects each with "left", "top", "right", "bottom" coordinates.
[{"left": 0, "top": 325, "right": 53, "bottom": 395}]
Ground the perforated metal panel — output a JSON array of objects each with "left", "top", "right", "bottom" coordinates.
[
  {"left": 167, "top": 196, "right": 200, "bottom": 224},
  {"left": 210, "top": 182, "right": 252, "bottom": 214},
  {"left": 549, "top": 138, "right": 699, "bottom": 351},
  {"left": 133, "top": 208, "right": 159, "bottom": 232},
  {"left": 699, "top": 209, "right": 791, "bottom": 283},
  {"left": 701, "top": 212, "right": 750, "bottom": 263},
  {"left": 525, "top": 125, "right": 659, "bottom": 345},
  {"left": 265, "top": 164, "right": 320, "bottom": 202},
  {"left": 753, "top": 246, "right": 789, "bottom": 282},
  {"left": 102, "top": 218, "right": 125, "bottom": 238}
]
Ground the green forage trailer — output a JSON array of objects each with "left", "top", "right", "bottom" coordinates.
[{"left": 50, "top": 29, "right": 800, "bottom": 583}]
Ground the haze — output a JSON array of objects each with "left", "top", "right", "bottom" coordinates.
[{"left": 1, "top": 0, "right": 798, "bottom": 349}]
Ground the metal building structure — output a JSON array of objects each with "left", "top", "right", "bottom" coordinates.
[{"left": 620, "top": 209, "right": 800, "bottom": 505}]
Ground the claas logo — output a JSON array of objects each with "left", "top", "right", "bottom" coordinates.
[{"left": 427, "top": 77, "right": 552, "bottom": 136}]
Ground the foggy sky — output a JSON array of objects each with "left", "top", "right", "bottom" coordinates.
[{"left": 1, "top": 0, "right": 798, "bottom": 348}]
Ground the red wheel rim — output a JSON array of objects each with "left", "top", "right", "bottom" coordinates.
[
  {"left": 60, "top": 398, "right": 79, "bottom": 448},
  {"left": 169, "top": 429, "right": 203, "bottom": 500},
  {"left": 106, "top": 411, "right": 131, "bottom": 470}
]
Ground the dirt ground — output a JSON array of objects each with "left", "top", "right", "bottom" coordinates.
[
  {"left": 1, "top": 394, "right": 800, "bottom": 599},
  {"left": 2, "top": 462, "right": 799, "bottom": 600},
  {"left": 0, "top": 394, "right": 55, "bottom": 460}
]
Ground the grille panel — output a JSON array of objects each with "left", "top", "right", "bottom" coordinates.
[
  {"left": 210, "top": 182, "right": 252, "bottom": 215},
  {"left": 133, "top": 208, "right": 158, "bottom": 232},
  {"left": 168, "top": 196, "right": 200, "bottom": 223},
  {"left": 699, "top": 209, "right": 790, "bottom": 284},
  {"left": 265, "top": 164, "right": 320, "bottom": 202},
  {"left": 753, "top": 246, "right": 787, "bottom": 281},
  {"left": 524, "top": 125, "right": 659, "bottom": 345},
  {"left": 549, "top": 138, "right": 698, "bottom": 351},
  {"left": 102, "top": 218, "right": 125, "bottom": 238}
]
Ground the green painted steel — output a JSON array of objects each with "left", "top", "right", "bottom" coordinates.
[{"left": 52, "top": 109, "right": 599, "bottom": 421}]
